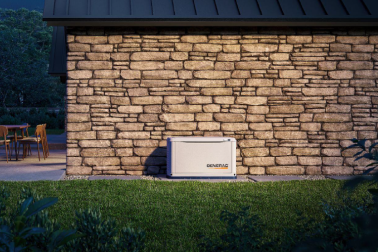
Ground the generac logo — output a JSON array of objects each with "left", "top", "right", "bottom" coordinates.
[{"left": 207, "top": 164, "right": 229, "bottom": 169}]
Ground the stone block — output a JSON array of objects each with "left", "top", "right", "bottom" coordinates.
[
  {"left": 298, "top": 157, "right": 322, "bottom": 166},
  {"left": 76, "top": 36, "right": 107, "bottom": 44},
  {"left": 287, "top": 36, "right": 312, "bottom": 44},
  {"left": 93, "top": 70, "right": 120, "bottom": 79},
  {"left": 118, "top": 106, "right": 143, "bottom": 113},
  {"left": 293, "top": 148, "right": 320, "bottom": 156},
  {"left": 279, "top": 70, "right": 302, "bottom": 79},
  {"left": 214, "top": 113, "right": 245, "bottom": 122},
  {"left": 193, "top": 44, "right": 222, "bottom": 52},
  {"left": 235, "top": 96, "right": 267, "bottom": 105},
  {"left": 270, "top": 105, "right": 304, "bottom": 114},
  {"left": 270, "top": 147, "right": 291, "bottom": 156},
  {"left": 217, "top": 53, "right": 241, "bottom": 61},
  {"left": 329, "top": 71, "right": 353, "bottom": 79},
  {"left": 68, "top": 43, "right": 90, "bottom": 52},
  {"left": 77, "top": 61, "right": 112, "bottom": 70},
  {"left": 79, "top": 140, "right": 111, "bottom": 148},
  {"left": 111, "top": 97, "right": 130, "bottom": 105},
  {"left": 201, "top": 88, "right": 232, "bottom": 96},
  {"left": 130, "top": 52, "right": 170, "bottom": 61},
  {"left": 83, "top": 157, "right": 120, "bottom": 166},
  {"left": 274, "top": 131, "right": 307, "bottom": 140},
  {"left": 249, "top": 123, "right": 273, "bottom": 131},
  {"left": 184, "top": 61, "right": 214, "bottom": 70},
  {"left": 121, "top": 157, "right": 141, "bottom": 166},
  {"left": 181, "top": 35, "right": 208, "bottom": 43},
  {"left": 118, "top": 131, "right": 150, "bottom": 139},
  {"left": 67, "top": 122, "right": 91, "bottom": 132},
  {"left": 322, "top": 166, "right": 353, "bottom": 175},
  {"left": 266, "top": 166, "right": 305, "bottom": 175},
  {"left": 248, "top": 106, "right": 269, "bottom": 114},
  {"left": 242, "top": 44, "right": 278, "bottom": 52},
  {"left": 77, "top": 96, "right": 110, "bottom": 104},
  {"left": 130, "top": 61, "right": 164, "bottom": 70},
  {"left": 355, "top": 70, "right": 378, "bottom": 79},
  {"left": 166, "top": 122, "right": 197, "bottom": 131},
  {"left": 198, "top": 122, "right": 220, "bottom": 131},
  {"left": 187, "top": 79, "right": 225, "bottom": 87},
  {"left": 67, "top": 113, "right": 90, "bottom": 123},
  {"left": 116, "top": 123, "right": 144, "bottom": 131},
  {"left": 68, "top": 70, "right": 93, "bottom": 79},
  {"left": 131, "top": 96, "right": 163, "bottom": 105},
  {"left": 246, "top": 79, "right": 273, "bottom": 87},
  {"left": 164, "top": 96, "right": 185, "bottom": 104},
  {"left": 300, "top": 123, "right": 321, "bottom": 131},
  {"left": 221, "top": 123, "right": 249, "bottom": 131},
  {"left": 162, "top": 105, "right": 202, "bottom": 113},
  {"left": 91, "top": 44, "right": 113, "bottom": 52},
  {"left": 336, "top": 36, "right": 368, "bottom": 44},
  {"left": 134, "top": 147, "right": 166, "bottom": 157},
  {"left": 249, "top": 167, "right": 265, "bottom": 175},
  {"left": 314, "top": 113, "right": 351, "bottom": 122},
  {"left": 239, "top": 140, "right": 265, "bottom": 147},
  {"left": 302, "top": 88, "right": 337, "bottom": 96},
  {"left": 142, "top": 70, "right": 178, "bottom": 79},
  {"left": 337, "top": 61, "right": 373, "bottom": 70},
  {"left": 242, "top": 148, "right": 269, "bottom": 157},
  {"left": 213, "top": 96, "right": 235, "bottom": 104},
  {"left": 223, "top": 44, "right": 241, "bottom": 52},
  {"left": 235, "top": 62, "right": 271, "bottom": 70},
  {"left": 87, "top": 53, "right": 110, "bottom": 61},
  {"left": 193, "top": 71, "right": 231, "bottom": 79},
  {"left": 244, "top": 157, "right": 275, "bottom": 166},
  {"left": 111, "top": 53, "right": 130, "bottom": 61},
  {"left": 319, "top": 61, "right": 337, "bottom": 70},
  {"left": 323, "top": 157, "right": 344, "bottom": 166},
  {"left": 276, "top": 156, "right": 298, "bottom": 165},
  {"left": 159, "top": 114, "right": 195, "bottom": 122},
  {"left": 81, "top": 148, "right": 115, "bottom": 157}
]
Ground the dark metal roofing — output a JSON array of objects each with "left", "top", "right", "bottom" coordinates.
[
  {"left": 43, "top": 0, "right": 378, "bottom": 26},
  {"left": 48, "top": 26, "right": 66, "bottom": 77}
]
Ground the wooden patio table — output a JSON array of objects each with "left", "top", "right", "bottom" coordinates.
[{"left": 2, "top": 125, "right": 29, "bottom": 161}]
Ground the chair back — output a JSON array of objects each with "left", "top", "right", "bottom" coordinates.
[
  {"left": 0, "top": 126, "right": 8, "bottom": 141},
  {"left": 34, "top": 125, "right": 45, "bottom": 141}
]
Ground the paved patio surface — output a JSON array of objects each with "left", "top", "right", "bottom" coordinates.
[{"left": 0, "top": 148, "right": 66, "bottom": 181}]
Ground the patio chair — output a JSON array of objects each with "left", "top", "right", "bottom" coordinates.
[
  {"left": 42, "top": 124, "right": 49, "bottom": 157},
  {"left": 0, "top": 126, "right": 11, "bottom": 163},
  {"left": 8, "top": 123, "right": 31, "bottom": 157},
  {"left": 17, "top": 125, "right": 46, "bottom": 161}
]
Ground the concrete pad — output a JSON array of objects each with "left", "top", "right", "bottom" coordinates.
[
  {"left": 0, "top": 149, "right": 66, "bottom": 181},
  {"left": 248, "top": 175, "right": 305, "bottom": 182},
  {"left": 326, "top": 175, "right": 372, "bottom": 180},
  {"left": 88, "top": 176, "right": 142, "bottom": 181},
  {"left": 156, "top": 174, "right": 249, "bottom": 182}
]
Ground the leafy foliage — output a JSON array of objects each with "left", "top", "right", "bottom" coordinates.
[
  {"left": 66, "top": 208, "right": 146, "bottom": 252},
  {"left": 0, "top": 188, "right": 145, "bottom": 252},
  {"left": 0, "top": 107, "right": 65, "bottom": 129},
  {"left": 0, "top": 8, "right": 65, "bottom": 108}
]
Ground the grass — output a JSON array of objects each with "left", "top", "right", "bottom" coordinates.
[
  {"left": 0, "top": 180, "right": 374, "bottom": 252},
  {"left": 27, "top": 128, "right": 65, "bottom": 135}
]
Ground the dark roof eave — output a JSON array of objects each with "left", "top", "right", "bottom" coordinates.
[{"left": 43, "top": 18, "right": 378, "bottom": 27}]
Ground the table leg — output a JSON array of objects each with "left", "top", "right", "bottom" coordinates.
[{"left": 14, "top": 131, "right": 18, "bottom": 161}]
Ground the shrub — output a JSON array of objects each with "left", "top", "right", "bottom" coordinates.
[
  {"left": 65, "top": 208, "right": 146, "bottom": 252},
  {"left": 0, "top": 188, "right": 145, "bottom": 252},
  {"left": 0, "top": 108, "right": 65, "bottom": 129}
]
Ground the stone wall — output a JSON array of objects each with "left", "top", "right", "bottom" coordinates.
[{"left": 66, "top": 27, "right": 378, "bottom": 176}]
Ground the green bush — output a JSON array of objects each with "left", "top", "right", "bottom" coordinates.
[
  {"left": 0, "top": 187, "right": 145, "bottom": 252},
  {"left": 0, "top": 108, "right": 64, "bottom": 129}
]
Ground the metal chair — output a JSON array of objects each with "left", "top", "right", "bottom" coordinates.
[{"left": 0, "top": 126, "right": 11, "bottom": 163}]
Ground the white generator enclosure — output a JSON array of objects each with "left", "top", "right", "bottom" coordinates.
[{"left": 167, "top": 137, "right": 237, "bottom": 179}]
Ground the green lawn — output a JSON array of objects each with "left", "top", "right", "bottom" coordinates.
[
  {"left": 0, "top": 180, "right": 373, "bottom": 252},
  {"left": 27, "top": 128, "right": 65, "bottom": 135}
]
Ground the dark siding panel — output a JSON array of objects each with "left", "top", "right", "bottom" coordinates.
[
  {"left": 194, "top": 0, "right": 218, "bottom": 16},
  {"left": 49, "top": 27, "right": 66, "bottom": 75},
  {"left": 363, "top": 0, "right": 378, "bottom": 15},
  {"left": 91, "top": 0, "right": 109, "bottom": 15},
  {"left": 299, "top": 0, "right": 326, "bottom": 15},
  {"left": 173, "top": 0, "right": 196, "bottom": 15},
  {"left": 257, "top": 0, "right": 282, "bottom": 15},
  {"left": 69, "top": 0, "right": 88, "bottom": 16},
  {"left": 342, "top": 0, "right": 369, "bottom": 15},
  {"left": 111, "top": 0, "right": 131, "bottom": 16},
  {"left": 320, "top": 0, "right": 348, "bottom": 16},
  {"left": 279, "top": 0, "right": 304, "bottom": 16},
  {"left": 152, "top": 0, "right": 175, "bottom": 15},
  {"left": 215, "top": 0, "right": 239, "bottom": 16},
  {"left": 132, "top": 0, "right": 152, "bottom": 15},
  {"left": 235, "top": 0, "right": 261, "bottom": 16},
  {"left": 54, "top": 0, "right": 67, "bottom": 15}
]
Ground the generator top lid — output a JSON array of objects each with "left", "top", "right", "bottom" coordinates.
[
  {"left": 43, "top": 0, "right": 378, "bottom": 27},
  {"left": 168, "top": 137, "right": 236, "bottom": 142}
]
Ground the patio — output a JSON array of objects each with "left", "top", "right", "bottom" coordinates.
[{"left": 0, "top": 132, "right": 66, "bottom": 181}]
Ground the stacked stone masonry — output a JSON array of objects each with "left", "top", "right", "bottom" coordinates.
[{"left": 66, "top": 27, "right": 378, "bottom": 176}]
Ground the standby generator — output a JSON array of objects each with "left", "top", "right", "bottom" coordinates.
[{"left": 167, "top": 137, "right": 237, "bottom": 179}]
